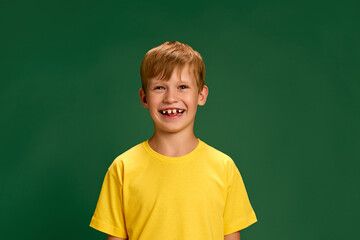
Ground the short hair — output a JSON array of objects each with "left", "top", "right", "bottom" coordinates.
[{"left": 140, "top": 41, "right": 205, "bottom": 93}]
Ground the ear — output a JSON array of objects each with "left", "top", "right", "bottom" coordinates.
[
  {"left": 139, "top": 88, "right": 148, "bottom": 108},
  {"left": 198, "top": 85, "right": 208, "bottom": 106}
]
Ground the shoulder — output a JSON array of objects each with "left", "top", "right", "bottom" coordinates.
[
  {"left": 200, "top": 140, "right": 235, "bottom": 168},
  {"left": 108, "top": 141, "right": 147, "bottom": 172}
]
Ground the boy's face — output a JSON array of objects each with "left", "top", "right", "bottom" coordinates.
[{"left": 139, "top": 65, "right": 208, "bottom": 135}]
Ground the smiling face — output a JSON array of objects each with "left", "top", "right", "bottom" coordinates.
[{"left": 140, "top": 64, "right": 208, "bottom": 135}]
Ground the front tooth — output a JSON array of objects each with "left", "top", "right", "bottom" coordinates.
[
  {"left": 167, "top": 109, "right": 172, "bottom": 114},
  {"left": 172, "top": 109, "right": 177, "bottom": 114}
]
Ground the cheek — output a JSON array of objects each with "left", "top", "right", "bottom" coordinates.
[
  {"left": 148, "top": 107, "right": 159, "bottom": 120},
  {"left": 147, "top": 95, "right": 160, "bottom": 106},
  {"left": 185, "top": 94, "right": 200, "bottom": 106}
]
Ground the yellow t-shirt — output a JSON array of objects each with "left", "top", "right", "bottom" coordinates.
[{"left": 90, "top": 139, "right": 257, "bottom": 239}]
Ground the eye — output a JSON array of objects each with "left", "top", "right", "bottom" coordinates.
[
  {"left": 179, "top": 85, "right": 188, "bottom": 89},
  {"left": 154, "top": 86, "right": 165, "bottom": 90}
]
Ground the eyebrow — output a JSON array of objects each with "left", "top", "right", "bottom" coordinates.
[
  {"left": 151, "top": 79, "right": 165, "bottom": 83},
  {"left": 150, "top": 79, "right": 191, "bottom": 85}
]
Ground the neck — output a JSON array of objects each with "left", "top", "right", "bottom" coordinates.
[{"left": 148, "top": 130, "right": 199, "bottom": 157}]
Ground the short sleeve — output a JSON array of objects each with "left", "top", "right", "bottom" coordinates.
[
  {"left": 223, "top": 159, "right": 257, "bottom": 235},
  {"left": 89, "top": 161, "right": 128, "bottom": 238}
]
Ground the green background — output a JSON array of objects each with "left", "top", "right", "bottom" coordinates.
[{"left": 1, "top": 0, "right": 359, "bottom": 239}]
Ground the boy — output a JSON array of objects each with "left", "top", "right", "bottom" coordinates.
[{"left": 89, "top": 41, "right": 257, "bottom": 240}]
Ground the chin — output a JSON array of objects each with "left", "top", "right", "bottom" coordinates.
[
  {"left": 159, "top": 127, "right": 184, "bottom": 134},
  {"left": 157, "top": 123, "right": 194, "bottom": 135}
]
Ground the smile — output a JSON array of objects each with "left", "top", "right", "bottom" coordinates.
[{"left": 159, "top": 109, "right": 185, "bottom": 116}]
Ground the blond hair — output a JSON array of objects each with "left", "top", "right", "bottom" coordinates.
[{"left": 140, "top": 41, "right": 205, "bottom": 92}]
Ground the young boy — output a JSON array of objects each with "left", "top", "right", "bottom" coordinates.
[{"left": 89, "top": 41, "right": 257, "bottom": 240}]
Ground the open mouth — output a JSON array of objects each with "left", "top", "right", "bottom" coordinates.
[{"left": 159, "top": 109, "right": 185, "bottom": 116}]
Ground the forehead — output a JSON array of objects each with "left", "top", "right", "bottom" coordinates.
[{"left": 150, "top": 65, "right": 196, "bottom": 84}]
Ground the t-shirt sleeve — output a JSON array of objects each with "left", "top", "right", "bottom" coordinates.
[
  {"left": 223, "top": 158, "right": 257, "bottom": 235},
  {"left": 89, "top": 161, "right": 128, "bottom": 238}
]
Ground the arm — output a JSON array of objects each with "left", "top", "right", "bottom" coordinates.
[
  {"left": 224, "top": 231, "right": 240, "bottom": 240},
  {"left": 107, "top": 235, "right": 127, "bottom": 240}
]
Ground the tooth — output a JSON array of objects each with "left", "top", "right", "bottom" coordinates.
[
  {"left": 167, "top": 109, "right": 172, "bottom": 114},
  {"left": 179, "top": 110, "right": 184, "bottom": 113},
  {"left": 172, "top": 109, "right": 176, "bottom": 114},
  {"left": 162, "top": 110, "right": 166, "bottom": 114}
]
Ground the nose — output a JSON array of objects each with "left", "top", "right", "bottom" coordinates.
[{"left": 163, "top": 88, "right": 178, "bottom": 103}]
